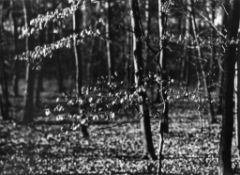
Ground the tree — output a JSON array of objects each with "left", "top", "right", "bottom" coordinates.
[
  {"left": 158, "top": 0, "right": 169, "bottom": 133},
  {"left": 105, "top": 0, "right": 113, "bottom": 83},
  {"left": 219, "top": 0, "right": 240, "bottom": 174},
  {"left": 189, "top": 0, "right": 216, "bottom": 124},
  {"left": 73, "top": 1, "right": 82, "bottom": 96},
  {"left": 73, "top": 1, "right": 89, "bottom": 138},
  {"left": 22, "top": 0, "right": 35, "bottom": 123},
  {"left": 216, "top": 2, "right": 228, "bottom": 115},
  {"left": 143, "top": 0, "right": 150, "bottom": 74},
  {"left": 11, "top": 0, "right": 21, "bottom": 97},
  {"left": 131, "top": 0, "right": 156, "bottom": 160},
  {"left": 0, "top": 0, "right": 9, "bottom": 120},
  {"left": 180, "top": 0, "right": 191, "bottom": 87},
  {"left": 236, "top": 62, "right": 240, "bottom": 157}
]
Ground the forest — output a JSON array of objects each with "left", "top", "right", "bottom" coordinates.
[{"left": 0, "top": 0, "right": 240, "bottom": 174}]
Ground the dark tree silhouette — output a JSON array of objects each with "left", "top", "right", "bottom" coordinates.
[
  {"left": 219, "top": 0, "right": 240, "bottom": 174},
  {"left": 131, "top": 0, "right": 156, "bottom": 160},
  {"left": 0, "top": 0, "right": 9, "bottom": 120}
]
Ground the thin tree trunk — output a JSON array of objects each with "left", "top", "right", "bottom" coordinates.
[
  {"left": 219, "top": 0, "right": 240, "bottom": 174},
  {"left": 35, "top": 3, "right": 47, "bottom": 107},
  {"left": 210, "top": 1, "right": 216, "bottom": 72},
  {"left": 217, "top": 2, "right": 229, "bottom": 115},
  {"left": 0, "top": 48, "right": 10, "bottom": 120},
  {"left": 217, "top": 69, "right": 224, "bottom": 114},
  {"left": 11, "top": 0, "right": 20, "bottom": 97},
  {"left": 236, "top": 61, "right": 240, "bottom": 157},
  {"left": 56, "top": 29, "right": 65, "bottom": 93},
  {"left": 143, "top": 0, "right": 150, "bottom": 74},
  {"left": 180, "top": 1, "right": 191, "bottom": 87},
  {"left": 105, "top": 0, "right": 112, "bottom": 83},
  {"left": 81, "top": 1, "right": 91, "bottom": 86},
  {"left": 131, "top": 0, "right": 156, "bottom": 160},
  {"left": 73, "top": 5, "right": 82, "bottom": 96},
  {"left": 0, "top": 46, "right": 9, "bottom": 121},
  {"left": 22, "top": 0, "right": 35, "bottom": 123},
  {"left": 190, "top": 0, "right": 216, "bottom": 124},
  {"left": 129, "top": 1, "right": 134, "bottom": 87},
  {"left": 0, "top": 0, "right": 9, "bottom": 120},
  {"left": 73, "top": 2, "right": 89, "bottom": 138},
  {"left": 158, "top": 0, "right": 169, "bottom": 133}
]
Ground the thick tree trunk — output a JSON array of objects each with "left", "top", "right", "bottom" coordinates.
[
  {"left": 22, "top": 0, "right": 35, "bottom": 123},
  {"left": 131, "top": 0, "right": 156, "bottom": 160},
  {"left": 219, "top": 0, "right": 240, "bottom": 174}
]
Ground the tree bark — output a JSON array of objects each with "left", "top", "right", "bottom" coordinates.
[
  {"left": 236, "top": 61, "right": 240, "bottom": 157},
  {"left": 180, "top": 1, "right": 191, "bottom": 87},
  {"left": 143, "top": 0, "right": 150, "bottom": 74},
  {"left": 22, "top": 0, "right": 35, "bottom": 123},
  {"left": 131, "top": 0, "right": 156, "bottom": 160},
  {"left": 73, "top": 4, "right": 82, "bottom": 96},
  {"left": 56, "top": 27, "right": 65, "bottom": 93},
  {"left": 219, "top": 0, "right": 240, "bottom": 174},
  {"left": 11, "top": 0, "right": 21, "bottom": 97},
  {"left": 0, "top": 0, "right": 9, "bottom": 120},
  {"left": 73, "top": 2, "right": 89, "bottom": 138},
  {"left": 217, "top": 1, "right": 229, "bottom": 115},
  {"left": 158, "top": 0, "right": 169, "bottom": 133},
  {"left": 35, "top": 1, "right": 47, "bottom": 107},
  {"left": 105, "top": 0, "right": 113, "bottom": 83}
]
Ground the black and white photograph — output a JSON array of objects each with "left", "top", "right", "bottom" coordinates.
[{"left": 0, "top": 0, "right": 240, "bottom": 174}]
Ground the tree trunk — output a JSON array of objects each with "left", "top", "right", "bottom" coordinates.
[
  {"left": 210, "top": 1, "right": 217, "bottom": 73},
  {"left": 236, "top": 61, "right": 240, "bottom": 157},
  {"left": 190, "top": 0, "right": 216, "bottom": 124},
  {"left": 217, "top": 1, "right": 229, "bottom": 115},
  {"left": 11, "top": 0, "right": 20, "bottom": 97},
  {"left": 219, "top": 0, "right": 240, "bottom": 174},
  {"left": 158, "top": 0, "right": 169, "bottom": 133},
  {"left": 131, "top": 0, "right": 156, "bottom": 160},
  {"left": 0, "top": 0, "right": 9, "bottom": 120},
  {"left": 22, "top": 0, "right": 35, "bottom": 123},
  {"left": 143, "top": 0, "right": 150, "bottom": 74},
  {"left": 35, "top": 3, "right": 47, "bottom": 107},
  {"left": 73, "top": 2, "right": 89, "bottom": 138},
  {"left": 128, "top": 1, "right": 134, "bottom": 87},
  {"left": 56, "top": 29, "right": 65, "bottom": 93},
  {"left": 180, "top": 3, "right": 191, "bottom": 87},
  {"left": 73, "top": 4, "right": 82, "bottom": 96},
  {"left": 81, "top": 1, "right": 91, "bottom": 86},
  {"left": 105, "top": 0, "right": 113, "bottom": 83}
]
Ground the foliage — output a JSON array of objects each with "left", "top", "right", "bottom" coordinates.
[{"left": 1, "top": 86, "right": 240, "bottom": 175}]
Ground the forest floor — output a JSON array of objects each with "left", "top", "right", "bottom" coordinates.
[{"left": 0, "top": 80, "right": 240, "bottom": 175}]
